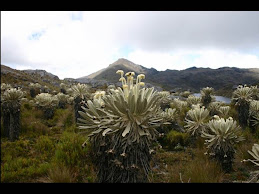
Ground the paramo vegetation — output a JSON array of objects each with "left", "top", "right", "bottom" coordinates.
[{"left": 1, "top": 71, "right": 259, "bottom": 183}]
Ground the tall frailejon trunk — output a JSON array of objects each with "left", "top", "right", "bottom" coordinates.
[
  {"left": 238, "top": 101, "right": 250, "bottom": 127},
  {"left": 42, "top": 88, "right": 48, "bottom": 93},
  {"left": 58, "top": 101, "right": 66, "bottom": 109},
  {"left": 2, "top": 104, "right": 10, "bottom": 138},
  {"left": 214, "top": 149, "right": 235, "bottom": 173},
  {"left": 74, "top": 96, "right": 83, "bottom": 122},
  {"left": 44, "top": 108, "right": 54, "bottom": 120},
  {"left": 202, "top": 95, "right": 212, "bottom": 108},
  {"left": 30, "top": 88, "right": 36, "bottom": 98},
  {"left": 160, "top": 103, "right": 170, "bottom": 111},
  {"left": 9, "top": 107, "right": 21, "bottom": 141},
  {"left": 92, "top": 134, "right": 153, "bottom": 183},
  {"left": 61, "top": 88, "right": 66, "bottom": 94}
]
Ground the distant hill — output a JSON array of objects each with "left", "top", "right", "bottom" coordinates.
[
  {"left": 85, "top": 58, "right": 146, "bottom": 80},
  {"left": 76, "top": 58, "right": 259, "bottom": 96},
  {"left": 1, "top": 64, "right": 62, "bottom": 93},
  {"left": 22, "top": 69, "right": 59, "bottom": 80}
]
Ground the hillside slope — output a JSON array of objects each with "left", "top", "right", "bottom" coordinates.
[{"left": 1, "top": 64, "right": 62, "bottom": 92}]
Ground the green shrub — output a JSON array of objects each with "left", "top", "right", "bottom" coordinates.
[
  {"left": 1, "top": 160, "right": 51, "bottom": 182},
  {"left": 45, "top": 107, "right": 74, "bottom": 129},
  {"left": 52, "top": 132, "right": 88, "bottom": 167},
  {"left": 1, "top": 138, "right": 52, "bottom": 182},
  {"left": 21, "top": 121, "right": 50, "bottom": 137},
  {"left": 23, "top": 102, "right": 32, "bottom": 110},
  {"left": 1, "top": 139, "right": 31, "bottom": 159},
  {"left": 64, "top": 112, "right": 74, "bottom": 129},
  {"left": 165, "top": 130, "right": 190, "bottom": 150},
  {"left": 20, "top": 106, "right": 50, "bottom": 137},
  {"left": 242, "top": 128, "right": 256, "bottom": 143},
  {"left": 35, "top": 136, "right": 55, "bottom": 154}
]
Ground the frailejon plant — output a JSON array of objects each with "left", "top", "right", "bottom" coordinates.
[
  {"left": 52, "top": 90, "right": 58, "bottom": 95},
  {"left": 1, "top": 83, "right": 12, "bottom": 93},
  {"left": 248, "top": 100, "right": 259, "bottom": 132},
  {"left": 232, "top": 85, "right": 254, "bottom": 127},
  {"left": 180, "top": 91, "right": 191, "bottom": 98},
  {"left": 200, "top": 87, "right": 215, "bottom": 108},
  {"left": 158, "top": 91, "right": 171, "bottom": 110},
  {"left": 243, "top": 144, "right": 259, "bottom": 183},
  {"left": 77, "top": 70, "right": 168, "bottom": 183},
  {"left": 201, "top": 117, "right": 245, "bottom": 172},
  {"left": 92, "top": 90, "right": 106, "bottom": 108},
  {"left": 106, "top": 85, "right": 116, "bottom": 95},
  {"left": 243, "top": 144, "right": 259, "bottom": 167},
  {"left": 71, "top": 83, "right": 90, "bottom": 122},
  {"left": 29, "top": 83, "right": 41, "bottom": 98},
  {"left": 34, "top": 93, "right": 58, "bottom": 119},
  {"left": 1, "top": 88, "right": 24, "bottom": 141},
  {"left": 60, "top": 83, "right": 67, "bottom": 94},
  {"left": 184, "top": 106, "right": 210, "bottom": 137},
  {"left": 186, "top": 95, "right": 201, "bottom": 107},
  {"left": 208, "top": 101, "right": 223, "bottom": 116},
  {"left": 250, "top": 85, "right": 259, "bottom": 100},
  {"left": 41, "top": 85, "right": 49, "bottom": 93},
  {"left": 218, "top": 106, "right": 230, "bottom": 118},
  {"left": 170, "top": 98, "right": 188, "bottom": 113},
  {"left": 250, "top": 114, "right": 259, "bottom": 132},
  {"left": 160, "top": 108, "right": 177, "bottom": 123},
  {"left": 159, "top": 108, "right": 179, "bottom": 133},
  {"left": 66, "top": 88, "right": 73, "bottom": 96},
  {"left": 56, "top": 93, "right": 70, "bottom": 109},
  {"left": 67, "top": 96, "right": 74, "bottom": 105}
]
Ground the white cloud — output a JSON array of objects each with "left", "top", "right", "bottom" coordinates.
[
  {"left": 190, "top": 50, "right": 259, "bottom": 69},
  {"left": 128, "top": 49, "right": 259, "bottom": 71},
  {"left": 1, "top": 11, "right": 259, "bottom": 79}
]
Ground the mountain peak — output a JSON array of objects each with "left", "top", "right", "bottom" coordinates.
[
  {"left": 186, "top": 66, "right": 197, "bottom": 70},
  {"left": 117, "top": 58, "right": 131, "bottom": 63},
  {"left": 84, "top": 58, "right": 146, "bottom": 79},
  {"left": 109, "top": 58, "right": 136, "bottom": 67}
]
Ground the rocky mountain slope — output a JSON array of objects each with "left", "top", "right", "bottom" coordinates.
[{"left": 1, "top": 64, "right": 62, "bottom": 92}]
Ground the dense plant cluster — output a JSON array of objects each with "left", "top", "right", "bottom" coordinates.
[{"left": 1, "top": 73, "right": 258, "bottom": 183}]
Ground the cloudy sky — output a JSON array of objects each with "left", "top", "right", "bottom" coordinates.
[{"left": 1, "top": 11, "right": 259, "bottom": 79}]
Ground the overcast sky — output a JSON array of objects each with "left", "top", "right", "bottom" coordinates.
[{"left": 1, "top": 11, "right": 259, "bottom": 79}]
